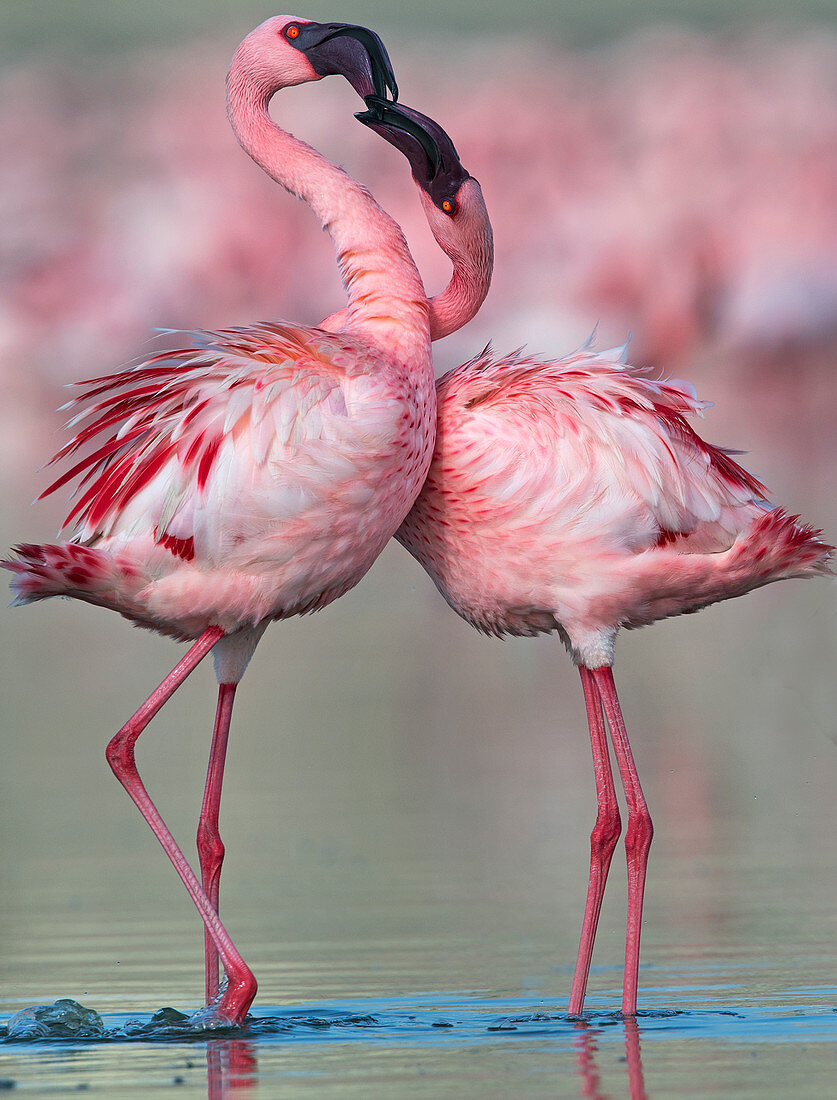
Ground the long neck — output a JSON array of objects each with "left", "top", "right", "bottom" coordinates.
[
  {"left": 425, "top": 198, "right": 494, "bottom": 340},
  {"left": 318, "top": 182, "right": 494, "bottom": 341},
  {"left": 226, "top": 53, "right": 429, "bottom": 353}
]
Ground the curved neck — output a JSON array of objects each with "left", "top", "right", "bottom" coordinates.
[
  {"left": 226, "top": 52, "right": 429, "bottom": 351},
  {"left": 417, "top": 181, "right": 494, "bottom": 340},
  {"left": 317, "top": 182, "right": 494, "bottom": 341},
  {"left": 427, "top": 221, "right": 494, "bottom": 340}
]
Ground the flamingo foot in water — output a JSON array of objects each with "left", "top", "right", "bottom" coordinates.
[{"left": 189, "top": 971, "right": 258, "bottom": 1030}]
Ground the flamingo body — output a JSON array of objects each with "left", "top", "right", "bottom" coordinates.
[
  {"left": 8, "top": 19, "right": 435, "bottom": 644},
  {"left": 9, "top": 320, "right": 432, "bottom": 640},
  {"left": 397, "top": 342, "right": 829, "bottom": 666}
]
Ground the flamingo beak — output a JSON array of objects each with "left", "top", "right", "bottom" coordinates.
[
  {"left": 356, "top": 97, "right": 442, "bottom": 179},
  {"left": 287, "top": 22, "right": 398, "bottom": 102},
  {"left": 355, "top": 98, "right": 471, "bottom": 209}
]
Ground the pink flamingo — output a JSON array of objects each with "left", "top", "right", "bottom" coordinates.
[
  {"left": 358, "top": 99, "right": 833, "bottom": 1015},
  {"left": 3, "top": 18, "right": 434, "bottom": 1026}
]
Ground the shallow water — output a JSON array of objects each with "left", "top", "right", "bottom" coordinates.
[
  {"left": 2, "top": 604, "right": 837, "bottom": 1099},
  {"left": 2, "top": 984, "right": 836, "bottom": 1098}
]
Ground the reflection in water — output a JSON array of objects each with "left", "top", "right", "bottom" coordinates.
[
  {"left": 623, "top": 1018, "right": 648, "bottom": 1100},
  {"left": 573, "top": 1018, "right": 647, "bottom": 1100},
  {"left": 206, "top": 1038, "right": 257, "bottom": 1100},
  {"left": 572, "top": 1022, "right": 605, "bottom": 1099}
]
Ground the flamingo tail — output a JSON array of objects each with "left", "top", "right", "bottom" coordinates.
[
  {"left": 2, "top": 542, "right": 136, "bottom": 606},
  {"left": 621, "top": 509, "right": 832, "bottom": 631},
  {"left": 730, "top": 508, "right": 833, "bottom": 583}
]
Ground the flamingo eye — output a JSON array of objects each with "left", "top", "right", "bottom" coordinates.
[
  {"left": 441, "top": 198, "right": 456, "bottom": 215},
  {"left": 285, "top": 24, "right": 300, "bottom": 40}
]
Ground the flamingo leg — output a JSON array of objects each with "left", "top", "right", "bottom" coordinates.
[
  {"left": 105, "top": 627, "right": 257, "bottom": 1025},
  {"left": 568, "top": 666, "right": 622, "bottom": 1015},
  {"left": 198, "top": 682, "right": 237, "bottom": 1004},
  {"left": 591, "top": 666, "right": 654, "bottom": 1016}
]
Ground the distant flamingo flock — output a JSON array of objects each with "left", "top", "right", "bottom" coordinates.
[
  {"left": 3, "top": 16, "right": 833, "bottom": 1024},
  {"left": 2, "top": 28, "right": 836, "bottom": 481}
]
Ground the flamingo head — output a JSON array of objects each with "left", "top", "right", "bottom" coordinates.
[
  {"left": 230, "top": 17, "right": 397, "bottom": 100},
  {"left": 356, "top": 99, "right": 493, "bottom": 291}
]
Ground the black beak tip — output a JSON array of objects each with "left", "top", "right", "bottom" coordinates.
[{"left": 362, "top": 93, "right": 389, "bottom": 122}]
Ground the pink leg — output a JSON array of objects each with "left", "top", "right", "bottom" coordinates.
[
  {"left": 592, "top": 666, "right": 654, "bottom": 1016},
  {"left": 198, "top": 682, "right": 237, "bottom": 1004},
  {"left": 568, "top": 666, "right": 622, "bottom": 1015},
  {"left": 105, "top": 628, "right": 257, "bottom": 1025}
]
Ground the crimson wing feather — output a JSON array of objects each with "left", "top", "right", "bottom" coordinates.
[{"left": 44, "top": 323, "right": 360, "bottom": 544}]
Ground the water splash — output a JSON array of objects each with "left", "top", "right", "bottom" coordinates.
[{"left": 6, "top": 999, "right": 104, "bottom": 1041}]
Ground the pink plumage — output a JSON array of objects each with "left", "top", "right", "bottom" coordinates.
[
  {"left": 10, "top": 321, "right": 430, "bottom": 640},
  {"left": 398, "top": 342, "right": 829, "bottom": 660}
]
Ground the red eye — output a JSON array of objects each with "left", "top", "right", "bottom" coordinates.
[
  {"left": 285, "top": 24, "right": 300, "bottom": 39},
  {"left": 441, "top": 198, "right": 455, "bottom": 214}
]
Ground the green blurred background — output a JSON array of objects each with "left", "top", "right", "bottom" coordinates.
[{"left": 3, "top": 0, "right": 836, "bottom": 57}]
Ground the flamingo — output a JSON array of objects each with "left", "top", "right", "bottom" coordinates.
[
  {"left": 355, "top": 98, "right": 834, "bottom": 1015},
  {"left": 2, "top": 17, "right": 435, "bottom": 1027}
]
